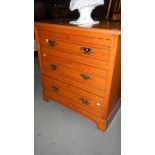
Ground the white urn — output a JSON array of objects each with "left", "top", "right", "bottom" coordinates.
[{"left": 69, "top": 0, "right": 104, "bottom": 26}]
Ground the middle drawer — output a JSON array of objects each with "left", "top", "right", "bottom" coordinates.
[{"left": 41, "top": 54, "right": 106, "bottom": 97}]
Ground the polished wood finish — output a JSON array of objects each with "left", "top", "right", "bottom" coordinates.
[
  {"left": 43, "top": 76, "right": 105, "bottom": 117},
  {"left": 35, "top": 20, "right": 121, "bottom": 131},
  {"left": 38, "top": 30, "right": 112, "bottom": 47},
  {"left": 41, "top": 54, "right": 108, "bottom": 78},
  {"left": 36, "top": 20, "right": 121, "bottom": 34},
  {"left": 41, "top": 47, "right": 109, "bottom": 70},
  {"left": 106, "top": 0, "right": 121, "bottom": 20},
  {"left": 39, "top": 36, "right": 111, "bottom": 61},
  {"left": 41, "top": 54, "right": 106, "bottom": 97}
]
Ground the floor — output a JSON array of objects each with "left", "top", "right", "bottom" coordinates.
[{"left": 34, "top": 56, "right": 121, "bottom": 155}]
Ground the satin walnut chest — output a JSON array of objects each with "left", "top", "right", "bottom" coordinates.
[{"left": 34, "top": 20, "right": 121, "bottom": 131}]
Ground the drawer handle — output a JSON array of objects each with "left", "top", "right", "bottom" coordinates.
[
  {"left": 79, "top": 98, "right": 90, "bottom": 105},
  {"left": 48, "top": 40, "right": 56, "bottom": 47},
  {"left": 80, "top": 74, "right": 91, "bottom": 80},
  {"left": 50, "top": 64, "right": 57, "bottom": 70},
  {"left": 80, "top": 47, "right": 93, "bottom": 55},
  {"left": 52, "top": 86, "right": 59, "bottom": 92}
]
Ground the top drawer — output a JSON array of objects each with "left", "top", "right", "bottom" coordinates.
[
  {"left": 38, "top": 30, "right": 112, "bottom": 48},
  {"left": 39, "top": 37, "right": 111, "bottom": 62}
]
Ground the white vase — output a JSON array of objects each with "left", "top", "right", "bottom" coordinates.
[{"left": 70, "top": 6, "right": 99, "bottom": 26}]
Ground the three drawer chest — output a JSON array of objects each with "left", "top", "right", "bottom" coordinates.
[{"left": 34, "top": 20, "right": 121, "bottom": 131}]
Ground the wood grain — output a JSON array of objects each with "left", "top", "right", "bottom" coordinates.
[
  {"left": 43, "top": 76, "right": 105, "bottom": 117},
  {"left": 41, "top": 47, "right": 109, "bottom": 70},
  {"left": 39, "top": 36, "right": 111, "bottom": 61},
  {"left": 41, "top": 53, "right": 108, "bottom": 78},
  {"left": 34, "top": 20, "right": 121, "bottom": 131},
  {"left": 41, "top": 58, "right": 106, "bottom": 97},
  {"left": 38, "top": 30, "right": 112, "bottom": 47}
]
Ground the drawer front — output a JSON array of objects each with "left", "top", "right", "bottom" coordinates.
[
  {"left": 39, "top": 37, "right": 110, "bottom": 62},
  {"left": 41, "top": 56, "right": 106, "bottom": 97},
  {"left": 41, "top": 47, "right": 109, "bottom": 70},
  {"left": 41, "top": 53, "right": 108, "bottom": 78},
  {"left": 43, "top": 76, "right": 105, "bottom": 117},
  {"left": 38, "top": 30, "right": 112, "bottom": 48}
]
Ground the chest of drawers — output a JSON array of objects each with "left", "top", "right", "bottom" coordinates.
[{"left": 34, "top": 20, "right": 121, "bottom": 131}]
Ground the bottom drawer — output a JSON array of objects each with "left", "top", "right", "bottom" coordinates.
[{"left": 42, "top": 76, "right": 105, "bottom": 117}]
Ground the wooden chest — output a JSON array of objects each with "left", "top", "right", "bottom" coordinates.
[{"left": 34, "top": 20, "right": 121, "bottom": 131}]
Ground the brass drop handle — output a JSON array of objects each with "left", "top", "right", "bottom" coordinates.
[
  {"left": 48, "top": 40, "right": 56, "bottom": 47},
  {"left": 52, "top": 86, "right": 59, "bottom": 92},
  {"left": 50, "top": 64, "right": 57, "bottom": 70},
  {"left": 80, "top": 47, "right": 93, "bottom": 55},
  {"left": 79, "top": 98, "right": 90, "bottom": 105},
  {"left": 80, "top": 74, "right": 91, "bottom": 80}
]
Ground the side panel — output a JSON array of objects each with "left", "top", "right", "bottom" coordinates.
[
  {"left": 34, "top": 25, "right": 43, "bottom": 73},
  {"left": 106, "top": 35, "right": 121, "bottom": 117}
]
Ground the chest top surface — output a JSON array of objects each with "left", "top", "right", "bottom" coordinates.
[{"left": 35, "top": 19, "right": 121, "bottom": 35}]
